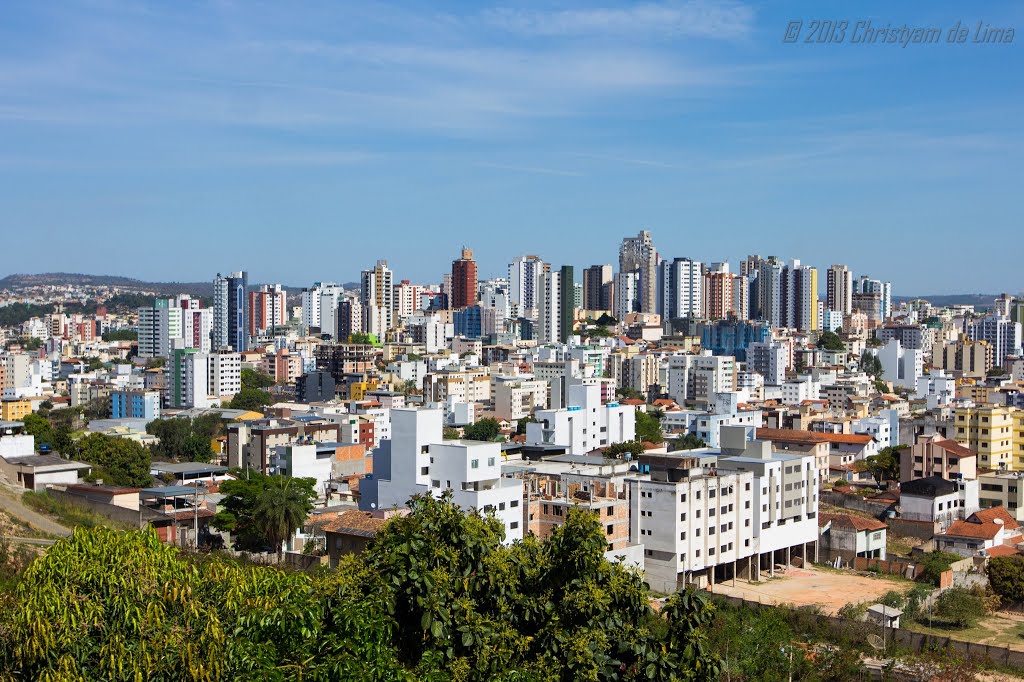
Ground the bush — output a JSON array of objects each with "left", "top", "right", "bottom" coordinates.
[
  {"left": 837, "top": 601, "right": 868, "bottom": 621},
  {"left": 987, "top": 555, "right": 1024, "bottom": 603},
  {"left": 933, "top": 587, "right": 987, "bottom": 628},
  {"left": 919, "top": 550, "right": 960, "bottom": 586}
]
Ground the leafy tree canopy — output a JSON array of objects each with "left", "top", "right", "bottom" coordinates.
[
  {"left": 669, "top": 434, "right": 707, "bottom": 452},
  {"left": 462, "top": 417, "right": 502, "bottom": 442},
  {"left": 212, "top": 472, "right": 317, "bottom": 553},
  {"left": 229, "top": 386, "right": 273, "bottom": 412},
  {"left": 74, "top": 432, "right": 152, "bottom": 487},
  {"left": 817, "top": 330, "right": 845, "bottom": 352},
  {"left": 987, "top": 555, "right": 1024, "bottom": 603},
  {"left": 1, "top": 495, "right": 722, "bottom": 681},
  {"left": 147, "top": 413, "right": 222, "bottom": 462},
  {"left": 635, "top": 409, "right": 663, "bottom": 444},
  {"left": 102, "top": 328, "right": 138, "bottom": 342},
  {"left": 241, "top": 367, "right": 275, "bottom": 390}
]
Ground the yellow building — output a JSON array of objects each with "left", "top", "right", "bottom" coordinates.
[
  {"left": 1016, "top": 411, "right": 1024, "bottom": 469},
  {"left": 955, "top": 405, "right": 1017, "bottom": 470},
  {"left": 349, "top": 380, "right": 380, "bottom": 401},
  {"left": 1, "top": 399, "right": 32, "bottom": 422}
]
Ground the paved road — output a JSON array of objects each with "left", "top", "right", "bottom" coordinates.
[
  {"left": 0, "top": 487, "right": 72, "bottom": 537},
  {"left": 1, "top": 536, "right": 57, "bottom": 546}
]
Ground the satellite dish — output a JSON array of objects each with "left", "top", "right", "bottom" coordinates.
[
  {"left": 370, "top": 502, "right": 377, "bottom": 509},
  {"left": 867, "top": 634, "right": 884, "bottom": 651}
]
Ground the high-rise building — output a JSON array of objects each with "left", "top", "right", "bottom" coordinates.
[
  {"left": 317, "top": 283, "right": 344, "bottom": 339},
  {"left": 969, "top": 315, "right": 1023, "bottom": 366},
  {"left": 703, "top": 264, "right": 748, "bottom": 320},
  {"left": 659, "top": 257, "right": 703, "bottom": 320},
  {"left": 582, "top": 264, "right": 613, "bottom": 311},
  {"left": 337, "top": 297, "right": 363, "bottom": 343},
  {"left": 508, "top": 255, "right": 547, "bottom": 321},
  {"left": 248, "top": 284, "right": 287, "bottom": 336},
  {"left": 300, "top": 283, "right": 323, "bottom": 331},
  {"left": 826, "top": 265, "right": 853, "bottom": 315},
  {"left": 857, "top": 276, "right": 892, "bottom": 321},
  {"left": 451, "top": 248, "right": 478, "bottom": 309},
  {"left": 393, "top": 280, "right": 424, "bottom": 322},
  {"left": 782, "top": 260, "right": 819, "bottom": 331},
  {"left": 619, "top": 230, "right": 658, "bottom": 313},
  {"left": 361, "top": 260, "right": 394, "bottom": 334},
  {"left": 753, "top": 257, "right": 784, "bottom": 326},
  {"left": 559, "top": 265, "right": 575, "bottom": 343},
  {"left": 615, "top": 271, "right": 639, "bottom": 322},
  {"left": 537, "top": 268, "right": 562, "bottom": 344},
  {"left": 213, "top": 271, "right": 248, "bottom": 351},
  {"left": 137, "top": 298, "right": 181, "bottom": 358}
]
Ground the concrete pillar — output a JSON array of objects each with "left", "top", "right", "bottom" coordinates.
[
  {"left": 733, "top": 559, "right": 737, "bottom": 586},
  {"left": 786, "top": 545, "right": 791, "bottom": 568}
]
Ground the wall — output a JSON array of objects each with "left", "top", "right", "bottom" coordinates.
[
  {"left": 48, "top": 488, "right": 149, "bottom": 528},
  {"left": 821, "top": 490, "right": 894, "bottom": 517},
  {"left": 713, "top": 593, "right": 1024, "bottom": 669},
  {"left": 886, "top": 517, "right": 940, "bottom": 540}
]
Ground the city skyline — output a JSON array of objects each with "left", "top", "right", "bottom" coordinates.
[{"left": 1, "top": 1, "right": 1021, "bottom": 293}]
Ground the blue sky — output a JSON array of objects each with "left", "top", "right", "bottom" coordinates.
[{"left": 1, "top": 1, "right": 1021, "bottom": 294}]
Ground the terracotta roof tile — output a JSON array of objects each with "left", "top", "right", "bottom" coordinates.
[
  {"left": 971, "top": 507, "right": 1020, "bottom": 530},
  {"left": 943, "top": 520, "right": 1004, "bottom": 540},
  {"left": 819, "top": 513, "right": 887, "bottom": 532},
  {"left": 322, "top": 509, "right": 389, "bottom": 537}
]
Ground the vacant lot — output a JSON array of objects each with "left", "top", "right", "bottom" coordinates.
[{"left": 712, "top": 566, "right": 909, "bottom": 615}]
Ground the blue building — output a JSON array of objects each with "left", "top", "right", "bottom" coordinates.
[
  {"left": 453, "top": 306, "right": 483, "bottom": 339},
  {"left": 699, "top": 319, "right": 771, "bottom": 361},
  {"left": 110, "top": 390, "right": 161, "bottom": 421}
]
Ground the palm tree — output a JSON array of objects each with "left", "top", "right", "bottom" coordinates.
[{"left": 253, "top": 476, "right": 316, "bottom": 562}]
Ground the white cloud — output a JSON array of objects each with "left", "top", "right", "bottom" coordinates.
[{"left": 481, "top": 1, "right": 754, "bottom": 40}]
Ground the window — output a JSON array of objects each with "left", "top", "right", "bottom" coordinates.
[
  {"left": 680, "top": 493, "right": 687, "bottom": 502},
  {"left": 695, "top": 549, "right": 701, "bottom": 557},
  {"left": 606, "top": 506, "right": 612, "bottom": 516},
  {"left": 607, "top": 525, "right": 614, "bottom": 535},
  {"left": 499, "top": 502, "right": 506, "bottom": 511},
  {"left": 471, "top": 459, "right": 479, "bottom": 469},
  {"left": 431, "top": 479, "right": 440, "bottom": 488},
  {"left": 721, "top": 545, "right": 727, "bottom": 554},
  {"left": 680, "top": 512, "right": 687, "bottom": 521},
  {"left": 420, "top": 466, "right": 429, "bottom": 476},
  {"left": 511, "top": 500, "right": 519, "bottom": 508},
  {"left": 510, "top": 521, "right": 519, "bottom": 529},
  {"left": 680, "top": 531, "right": 686, "bottom": 540},
  {"left": 543, "top": 504, "right": 549, "bottom": 514},
  {"left": 709, "top": 547, "right": 716, "bottom": 556},
  {"left": 487, "top": 457, "right": 495, "bottom": 467},
  {"left": 744, "top": 519, "right": 750, "bottom": 527}
]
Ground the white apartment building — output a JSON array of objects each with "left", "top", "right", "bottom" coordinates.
[
  {"left": 361, "top": 408, "right": 524, "bottom": 542},
  {"left": 629, "top": 425, "right": 819, "bottom": 592},
  {"left": 874, "top": 338, "right": 923, "bottom": 391},
  {"left": 492, "top": 376, "right": 548, "bottom": 421},
  {"left": 748, "top": 341, "right": 786, "bottom": 386},
  {"left": 526, "top": 383, "right": 634, "bottom": 455},
  {"left": 667, "top": 353, "right": 735, "bottom": 407}
]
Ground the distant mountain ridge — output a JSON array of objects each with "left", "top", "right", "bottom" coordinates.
[{"left": 0, "top": 273, "right": 308, "bottom": 297}]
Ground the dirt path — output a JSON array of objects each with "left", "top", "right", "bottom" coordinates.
[{"left": 0, "top": 487, "right": 71, "bottom": 537}]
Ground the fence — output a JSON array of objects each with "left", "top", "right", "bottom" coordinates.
[
  {"left": 854, "top": 557, "right": 925, "bottom": 581},
  {"left": 713, "top": 593, "right": 1024, "bottom": 668}
]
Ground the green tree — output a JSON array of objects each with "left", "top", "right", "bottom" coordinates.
[
  {"left": 920, "top": 551, "right": 961, "bottom": 587},
  {"left": 19, "top": 413, "right": 53, "bottom": 447},
  {"left": 213, "top": 472, "right": 316, "bottom": 555},
  {"left": 635, "top": 409, "right": 663, "bottom": 444},
  {"left": 587, "top": 325, "right": 613, "bottom": 338},
  {"left": 147, "top": 414, "right": 220, "bottom": 462},
  {"left": 817, "top": 329, "right": 846, "bottom": 351},
  {"left": 860, "top": 351, "right": 883, "bottom": 379},
  {"left": 229, "top": 386, "right": 273, "bottom": 411},
  {"left": 853, "top": 445, "right": 905, "bottom": 486},
  {"left": 934, "top": 587, "right": 987, "bottom": 628},
  {"left": 462, "top": 417, "right": 502, "bottom": 442},
  {"left": 101, "top": 328, "right": 138, "bottom": 341},
  {"left": 616, "top": 386, "right": 644, "bottom": 401},
  {"left": 604, "top": 440, "right": 645, "bottom": 459},
  {"left": 442, "top": 426, "right": 460, "bottom": 440},
  {"left": 987, "top": 555, "right": 1024, "bottom": 603},
  {"left": 241, "top": 367, "right": 275, "bottom": 390},
  {"left": 255, "top": 476, "right": 318, "bottom": 560},
  {"left": 669, "top": 433, "right": 707, "bottom": 451},
  {"left": 75, "top": 432, "right": 152, "bottom": 487}
]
